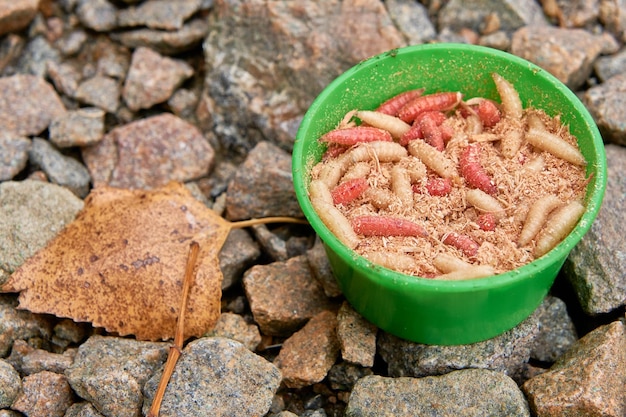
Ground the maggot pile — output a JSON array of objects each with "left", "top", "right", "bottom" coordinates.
[{"left": 308, "top": 73, "right": 589, "bottom": 280}]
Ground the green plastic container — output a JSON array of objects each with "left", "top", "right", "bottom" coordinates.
[{"left": 292, "top": 44, "right": 607, "bottom": 345}]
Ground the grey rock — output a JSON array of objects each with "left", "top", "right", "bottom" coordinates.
[
  {"left": 0, "top": 359, "right": 21, "bottom": 408},
  {"left": 122, "top": 47, "right": 193, "bottom": 111},
  {"left": 511, "top": 25, "right": 608, "bottom": 89},
  {"left": 64, "top": 403, "right": 106, "bottom": 417},
  {"left": 250, "top": 224, "right": 289, "bottom": 261},
  {"left": 29, "top": 138, "right": 91, "bottom": 197},
  {"left": 206, "top": 312, "right": 262, "bottom": 351},
  {"left": 0, "top": 0, "right": 39, "bottom": 37},
  {"left": 0, "top": 133, "right": 30, "bottom": 181},
  {"left": 563, "top": 144, "right": 626, "bottom": 314},
  {"left": 346, "top": 369, "right": 530, "bottom": 417},
  {"left": 0, "top": 296, "right": 54, "bottom": 357},
  {"left": 74, "top": 75, "right": 121, "bottom": 113},
  {"left": 0, "top": 74, "right": 66, "bottom": 136},
  {"left": 143, "top": 337, "right": 281, "bottom": 417},
  {"left": 328, "top": 362, "right": 374, "bottom": 391},
  {"left": 225, "top": 141, "right": 303, "bottom": 221},
  {"left": 386, "top": 0, "right": 436, "bottom": 44},
  {"left": 599, "top": 0, "right": 626, "bottom": 42},
  {"left": 168, "top": 87, "right": 199, "bottom": 118},
  {"left": 243, "top": 255, "right": 334, "bottom": 337},
  {"left": 522, "top": 320, "right": 626, "bottom": 417},
  {"left": 595, "top": 48, "right": 626, "bottom": 82},
  {"left": 306, "top": 237, "right": 342, "bottom": 298},
  {"left": 20, "top": 348, "right": 76, "bottom": 375},
  {"left": 531, "top": 296, "right": 578, "bottom": 363},
  {"left": 0, "top": 180, "right": 83, "bottom": 286},
  {"left": 583, "top": 74, "right": 626, "bottom": 145},
  {"left": 302, "top": 410, "right": 327, "bottom": 417},
  {"left": 438, "top": 0, "right": 546, "bottom": 32},
  {"left": 15, "top": 36, "right": 61, "bottom": 78},
  {"left": 46, "top": 60, "right": 82, "bottom": 97},
  {"left": 82, "top": 113, "right": 214, "bottom": 189},
  {"left": 55, "top": 29, "right": 88, "bottom": 56},
  {"left": 202, "top": 0, "right": 403, "bottom": 155},
  {"left": 378, "top": 310, "right": 540, "bottom": 382},
  {"left": 0, "top": 34, "right": 24, "bottom": 75},
  {"left": 76, "top": 0, "right": 117, "bottom": 32},
  {"left": 337, "top": 302, "right": 377, "bottom": 367},
  {"left": 478, "top": 30, "right": 512, "bottom": 50},
  {"left": 49, "top": 107, "right": 105, "bottom": 148},
  {"left": 0, "top": 410, "right": 22, "bottom": 417},
  {"left": 65, "top": 335, "right": 169, "bottom": 417},
  {"left": 550, "top": 0, "right": 600, "bottom": 28},
  {"left": 11, "top": 371, "right": 74, "bottom": 417},
  {"left": 53, "top": 319, "right": 88, "bottom": 347},
  {"left": 111, "top": 17, "right": 209, "bottom": 55},
  {"left": 117, "top": 0, "right": 204, "bottom": 30},
  {"left": 219, "top": 228, "right": 261, "bottom": 290}
]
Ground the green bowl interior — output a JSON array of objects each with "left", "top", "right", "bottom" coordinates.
[{"left": 293, "top": 44, "right": 607, "bottom": 343}]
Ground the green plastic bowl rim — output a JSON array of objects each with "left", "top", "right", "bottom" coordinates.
[{"left": 293, "top": 43, "right": 607, "bottom": 294}]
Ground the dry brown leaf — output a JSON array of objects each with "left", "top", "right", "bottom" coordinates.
[{"left": 1, "top": 182, "right": 231, "bottom": 341}]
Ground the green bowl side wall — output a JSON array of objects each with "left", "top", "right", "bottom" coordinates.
[{"left": 293, "top": 44, "right": 607, "bottom": 345}]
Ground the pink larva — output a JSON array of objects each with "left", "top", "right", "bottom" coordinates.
[
  {"left": 443, "top": 232, "right": 480, "bottom": 257},
  {"left": 475, "top": 99, "right": 501, "bottom": 127},
  {"left": 320, "top": 126, "right": 392, "bottom": 146},
  {"left": 459, "top": 143, "right": 498, "bottom": 195},
  {"left": 397, "top": 92, "right": 463, "bottom": 124},
  {"left": 351, "top": 216, "right": 427, "bottom": 237},
  {"left": 424, "top": 177, "right": 453, "bottom": 196},
  {"left": 476, "top": 212, "right": 497, "bottom": 231},
  {"left": 331, "top": 178, "right": 369, "bottom": 205},
  {"left": 376, "top": 88, "right": 425, "bottom": 116},
  {"left": 416, "top": 111, "right": 446, "bottom": 151}
]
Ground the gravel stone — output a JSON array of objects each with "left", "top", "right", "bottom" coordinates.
[
  {"left": 0, "top": 180, "right": 83, "bottom": 286},
  {"left": 0, "top": 133, "right": 30, "bottom": 181},
  {"left": 378, "top": 310, "right": 540, "bottom": 382},
  {"left": 49, "top": 107, "right": 105, "bottom": 148},
  {"left": 346, "top": 369, "right": 530, "bottom": 417},
  {"left": 11, "top": 371, "right": 73, "bottom": 417},
  {"left": 250, "top": 224, "right": 289, "bottom": 261},
  {"left": 15, "top": 36, "right": 61, "bottom": 78},
  {"left": 20, "top": 347, "right": 76, "bottom": 375},
  {"left": 111, "top": 17, "right": 210, "bottom": 54},
  {"left": 594, "top": 48, "right": 626, "bottom": 82},
  {"left": 530, "top": 296, "right": 578, "bottom": 363},
  {"left": 117, "top": 0, "right": 204, "bottom": 30},
  {"left": 82, "top": 112, "right": 214, "bottom": 189},
  {"left": 243, "top": 255, "right": 335, "bottom": 336},
  {"left": 218, "top": 228, "right": 261, "bottom": 290},
  {"left": 122, "top": 46, "right": 194, "bottom": 111},
  {"left": 29, "top": 138, "right": 91, "bottom": 197},
  {"left": 511, "top": 25, "right": 609, "bottom": 89},
  {"left": 207, "top": 312, "right": 262, "bottom": 351},
  {"left": 225, "top": 141, "right": 303, "bottom": 221},
  {"left": 76, "top": 0, "right": 118, "bottom": 32},
  {"left": 0, "top": 74, "right": 66, "bottom": 136},
  {"left": 55, "top": 28, "right": 88, "bottom": 56},
  {"left": 143, "top": 337, "right": 281, "bottom": 417},
  {"left": 74, "top": 75, "right": 120, "bottom": 113},
  {"left": 386, "top": 0, "right": 436, "bottom": 44},
  {"left": 599, "top": 0, "right": 626, "bottom": 42},
  {"left": 64, "top": 403, "right": 106, "bottom": 417},
  {"left": 583, "top": 74, "right": 626, "bottom": 146},
  {"left": 306, "top": 237, "right": 342, "bottom": 298},
  {"left": 65, "top": 335, "right": 169, "bottom": 417},
  {"left": 0, "top": 359, "right": 21, "bottom": 408},
  {"left": 274, "top": 310, "right": 340, "bottom": 389},
  {"left": 438, "top": 0, "right": 546, "bottom": 32},
  {"left": 337, "top": 302, "right": 377, "bottom": 367},
  {"left": 563, "top": 144, "right": 626, "bottom": 314},
  {"left": 0, "top": 0, "right": 40, "bottom": 36},
  {"left": 45, "top": 60, "right": 82, "bottom": 97},
  {"left": 522, "top": 320, "right": 626, "bottom": 417},
  {"left": 328, "top": 362, "right": 374, "bottom": 391}
]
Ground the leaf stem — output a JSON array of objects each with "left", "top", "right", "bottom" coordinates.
[
  {"left": 147, "top": 241, "right": 199, "bottom": 417},
  {"left": 229, "top": 216, "right": 309, "bottom": 229}
]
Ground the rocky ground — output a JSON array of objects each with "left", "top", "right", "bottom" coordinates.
[{"left": 0, "top": 1, "right": 625, "bottom": 417}]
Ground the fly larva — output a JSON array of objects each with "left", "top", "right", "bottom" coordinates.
[
  {"left": 442, "top": 232, "right": 480, "bottom": 258},
  {"left": 365, "top": 187, "right": 396, "bottom": 210},
  {"left": 525, "top": 128, "right": 586, "bottom": 166},
  {"left": 465, "top": 188, "right": 505, "bottom": 219},
  {"left": 310, "top": 198, "right": 360, "bottom": 249},
  {"left": 523, "top": 154, "right": 545, "bottom": 172},
  {"left": 398, "top": 91, "right": 463, "bottom": 124},
  {"left": 500, "top": 129, "right": 523, "bottom": 159},
  {"left": 376, "top": 88, "right": 425, "bottom": 116},
  {"left": 470, "top": 133, "right": 499, "bottom": 142},
  {"left": 408, "top": 140, "right": 459, "bottom": 181},
  {"left": 331, "top": 178, "right": 369, "bottom": 205},
  {"left": 518, "top": 194, "right": 562, "bottom": 247},
  {"left": 492, "top": 73, "right": 523, "bottom": 120},
  {"left": 534, "top": 200, "right": 585, "bottom": 257},
  {"left": 318, "top": 158, "right": 348, "bottom": 188},
  {"left": 352, "top": 215, "right": 428, "bottom": 237},
  {"left": 459, "top": 143, "right": 498, "bottom": 195},
  {"left": 433, "top": 252, "right": 473, "bottom": 273},
  {"left": 364, "top": 251, "right": 418, "bottom": 272},
  {"left": 356, "top": 110, "right": 411, "bottom": 140},
  {"left": 436, "top": 264, "right": 495, "bottom": 280},
  {"left": 309, "top": 179, "right": 334, "bottom": 205},
  {"left": 320, "top": 126, "right": 393, "bottom": 145},
  {"left": 341, "top": 161, "right": 371, "bottom": 182},
  {"left": 526, "top": 112, "right": 546, "bottom": 131},
  {"left": 346, "top": 141, "right": 408, "bottom": 164},
  {"left": 391, "top": 165, "right": 414, "bottom": 207},
  {"left": 404, "top": 156, "right": 428, "bottom": 182}
]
